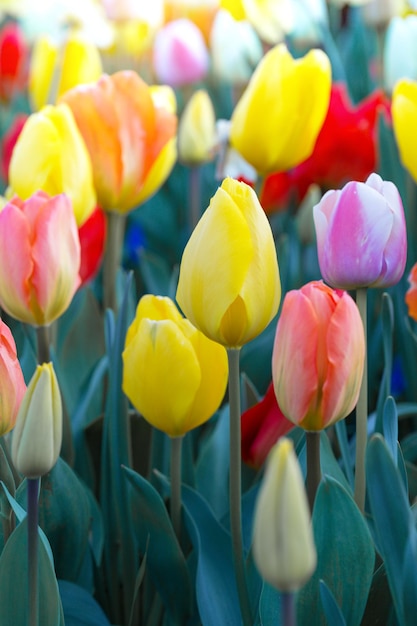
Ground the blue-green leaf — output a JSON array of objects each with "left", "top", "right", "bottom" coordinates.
[
  {"left": 319, "top": 580, "right": 347, "bottom": 626},
  {"left": 59, "top": 580, "right": 111, "bottom": 625}
]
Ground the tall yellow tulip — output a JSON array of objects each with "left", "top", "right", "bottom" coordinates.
[
  {"left": 392, "top": 78, "right": 417, "bottom": 182},
  {"left": 176, "top": 177, "right": 281, "bottom": 348},
  {"left": 229, "top": 43, "right": 331, "bottom": 175},
  {"left": 122, "top": 295, "right": 228, "bottom": 437}
]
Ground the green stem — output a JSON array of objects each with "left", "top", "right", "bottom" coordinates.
[
  {"left": 27, "top": 477, "right": 40, "bottom": 626},
  {"left": 354, "top": 288, "right": 368, "bottom": 512},
  {"left": 103, "top": 211, "right": 126, "bottom": 312},
  {"left": 189, "top": 165, "right": 201, "bottom": 232},
  {"left": 36, "top": 326, "right": 50, "bottom": 364},
  {"left": 227, "top": 348, "right": 253, "bottom": 626},
  {"left": 281, "top": 591, "right": 296, "bottom": 626},
  {"left": 306, "top": 431, "right": 321, "bottom": 512},
  {"left": 170, "top": 436, "right": 183, "bottom": 540}
]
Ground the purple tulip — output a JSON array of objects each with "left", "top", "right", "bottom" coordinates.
[{"left": 313, "top": 173, "right": 407, "bottom": 289}]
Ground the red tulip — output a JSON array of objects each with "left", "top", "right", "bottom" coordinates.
[
  {"left": 241, "top": 382, "right": 294, "bottom": 469},
  {"left": 406, "top": 262, "right": 417, "bottom": 322},
  {"left": 1, "top": 113, "right": 27, "bottom": 181},
  {"left": 261, "top": 83, "right": 391, "bottom": 213},
  {"left": 78, "top": 206, "right": 106, "bottom": 286},
  {"left": 0, "top": 21, "right": 28, "bottom": 103}
]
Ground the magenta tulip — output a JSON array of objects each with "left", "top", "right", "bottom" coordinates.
[
  {"left": 313, "top": 172, "right": 407, "bottom": 289},
  {"left": 0, "top": 319, "right": 26, "bottom": 436}
]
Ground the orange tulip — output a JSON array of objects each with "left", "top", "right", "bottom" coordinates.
[
  {"left": 406, "top": 262, "right": 417, "bottom": 321},
  {"left": 60, "top": 70, "right": 177, "bottom": 214},
  {"left": 272, "top": 281, "right": 365, "bottom": 431}
]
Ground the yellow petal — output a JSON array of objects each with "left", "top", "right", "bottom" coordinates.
[
  {"left": 57, "top": 34, "right": 103, "bottom": 100},
  {"left": 392, "top": 79, "right": 417, "bottom": 182},
  {"left": 125, "top": 294, "right": 183, "bottom": 348},
  {"left": 29, "top": 35, "right": 58, "bottom": 110}
]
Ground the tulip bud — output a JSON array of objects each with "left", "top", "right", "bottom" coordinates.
[
  {"left": 272, "top": 281, "right": 365, "bottom": 431},
  {"left": 0, "top": 320, "right": 26, "bottom": 437},
  {"left": 392, "top": 79, "right": 417, "bottom": 184},
  {"left": 122, "top": 295, "right": 228, "bottom": 437},
  {"left": 11, "top": 363, "right": 62, "bottom": 479},
  {"left": 383, "top": 15, "right": 417, "bottom": 93},
  {"left": 178, "top": 90, "right": 216, "bottom": 165},
  {"left": 8, "top": 103, "right": 96, "bottom": 226},
  {"left": 313, "top": 173, "right": 407, "bottom": 290},
  {"left": 230, "top": 43, "right": 331, "bottom": 175},
  {"left": 176, "top": 177, "right": 281, "bottom": 348},
  {"left": 253, "top": 437, "right": 317, "bottom": 592}
]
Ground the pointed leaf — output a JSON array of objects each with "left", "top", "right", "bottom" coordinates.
[
  {"left": 319, "top": 580, "right": 347, "bottom": 626},
  {"left": 58, "top": 580, "right": 111, "bottom": 626}
]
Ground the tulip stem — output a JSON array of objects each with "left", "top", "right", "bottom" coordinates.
[
  {"left": 170, "top": 435, "right": 183, "bottom": 540},
  {"left": 281, "top": 591, "right": 296, "bottom": 626},
  {"left": 36, "top": 326, "right": 50, "bottom": 364},
  {"left": 227, "top": 348, "right": 253, "bottom": 626},
  {"left": 189, "top": 165, "right": 201, "bottom": 232},
  {"left": 27, "top": 477, "right": 40, "bottom": 626},
  {"left": 306, "top": 431, "right": 321, "bottom": 512},
  {"left": 103, "top": 211, "right": 126, "bottom": 312},
  {"left": 354, "top": 287, "right": 368, "bottom": 513}
]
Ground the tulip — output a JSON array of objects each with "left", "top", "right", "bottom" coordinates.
[
  {"left": 0, "top": 21, "right": 28, "bottom": 103},
  {"left": 252, "top": 437, "right": 316, "bottom": 592},
  {"left": 11, "top": 362, "right": 62, "bottom": 478},
  {"left": 60, "top": 70, "right": 178, "bottom": 214},
  {"left": 178, "top": 89, "right": 216, "bottom": 165},
  {"left": 392, "top": 79, "right": 417, "bottom": 183},
  {"left": 8, "top": 103, "right": 96, "bottom": 226},
  {"left": 272, "top": 281, "right": 365, "bottom": 431},
  {"left": 1, "top": 112, "right": 27, "bottom": 181},
  {"left": 122, "top": 294, "right": 228, "bottom": 437},
  {"left": 0, "top": 319, "right": 26, "bottom": 437},
  {"left": 239, "top": 0, "right": 294, "bottom": 44},
  {"left": 241, "top": 382, "right": 294, "bottom": 469},
  {"left": 0, "top": 191, "right": 81, "bottom": 326},
  {"left": 78, "top": 206, "right": 106, "bottom": 286},
  {"left": 313, "top": 173, "right": 407, "bottom": 290},
  {"left": 164, "top": 0, "right": 218, "bottom": 42},
  {"left": 210, "top": 9, "right": 263, "bottom": 85},
  {"left": 405, "top": 262, "right": 417, "bottom": 322},
  {"left": 229, "top": 43, "right": 331, "bottom": 175},
  {"left": 383, "top": 15, "right": 417, "bottom": 93},
  {"left": 176, "top": 177, "right": 281, "bottom": 348},
  {"left": 152, "top": 18, "right": 210, "bottom": 88},
  {"left": 29, "top": 32, "right": 103, "bottom": 111}
]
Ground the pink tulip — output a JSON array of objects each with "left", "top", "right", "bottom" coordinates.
[
  {"left": 272, "top": 281, "right": 365, "bottom": 431},
  {"left": 152, "top": 18, "right": 210, "bottom": 87},
  {"left": 0, "top": 319, "right": 26, "bottom": 436},
  {"left": 0, "top": 191, "right": 81, "bottom": 326},
  {"left": 313, "top": 172, "right": 407, "bottom": 289}
]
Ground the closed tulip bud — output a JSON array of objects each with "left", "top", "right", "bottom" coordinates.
[
  {"left": 0, "top": 191, "right": 81, "bottom": 326},
  {"left": 313, "top": 173, "right": 407, "bottom": 290},
  {"left": 253, "top": 437, "right": 316, "bottom": 592},
  {"left": 178, "top": 90, "right": 216, "bottom": 165},
  {"left": 392, "top": 79, "right": 417, "bottom": 183},
  {"left": 0, "top": 320, "right": 26, "bottom": 437},
  {"left": 122, "top": 295, "right": 228, "bottom": 437},
  {"left": 29, "top": 33, "right": 103, "bottom": 111},
  {"left": 8, "top": 103, "right": 96, "bottom": 226},
  {"left": 230, "top": 43, "right": 331, "bottom": 175},
  {"left": 383, "top": 16, "right": 417, "bottom": 93},
  {"left": 176, "top": 177, "right": 281, "bottom": 348},
  {"left": 152, "top": 18, "right": 210, "bottom": 88},
  {"left": 11, "top": 363, "right": 62, "bottom": 479},
  {"left": 60, "top": 70, "right": 177, "bottom": 214},
  {"left": 272, "top": 281, "right": 365, "bottom": 431}
]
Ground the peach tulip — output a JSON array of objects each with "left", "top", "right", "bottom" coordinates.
[
  {"left": 272, "top": 281, "right": 365, "bottom": 431},
  {"left": 60, "top": 70, "right": 177, "bottom": 214},
  {"left": 0, "top": 319, "right": 26, "bottom": 437},
  {"left": 0, "top": 191, "right": 81, "bottom": 326}
]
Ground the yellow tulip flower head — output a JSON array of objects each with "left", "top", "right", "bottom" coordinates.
[
  {"left": 392, "top": 78, "right": 417, "bottom": 182},
  {"left": 229, "top": 43, "right": 331, "bottom": 175},
  {"left": 176, "top": 177, "right": 281, "bottom": 348},
  {"left": 253, "top": 438, "right": 317, "bottom": 592},
  {"left": 178, "top": 89, "right": 217, "bottom": 165},
  {"left": 122, "top": 295, "right": 228, "bottom": 438}
]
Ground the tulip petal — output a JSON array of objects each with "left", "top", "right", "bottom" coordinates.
[
  {"left": 125, "top": 294, "right": 183, "bottom": 348},
  {"left": 392, "top": 79, "right": 417, "bottom": 182}
]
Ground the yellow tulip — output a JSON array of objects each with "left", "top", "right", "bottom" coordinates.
[
  {"left": 178, "top": 90, "right": 216, "bottom": 165},
  {"left": 253, "top": 438, "right": 317, "bottom": 592},
  {"left": 8, "top": 103, "right": 96, "bottom": 226},
  {"left": 176, "top": 177, "right": 281, "bottom": 348},
  {"left": 392, "top": 79, "right": 417, "bottom": 182},
  {"left": 11, "top": 363, "right": 63, "bottom": 479},
  {"left": 29, "top": 33, "right": 103, "bottom": 111},
  {"left": 229, "top": 43, "right": 331, "bottom": 175},
  {"left": 122, "top": 295, "right": 228, "bottom": 437}
]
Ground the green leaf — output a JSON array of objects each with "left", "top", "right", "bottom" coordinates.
[
  {"left": 297, "top": 476, "right": 375, "bottom": 626},
  {"left": 319, "top": 580, "right": 347, "bottom": 626},
  {"left": 0, "top": 518, "right": 62, "bottom": 625},
  {"left": 258, "top": 582, "right": 281, "bottom": 626},
  {"left": 123, "top": 465, "right": 192, "bottom": 623},
  {"left": 402, "top": 530, "right": 417, "bottom": 626},
  {"left": 366, "top": 434, "right": 415, "bottom": 625},
  {"left": 58, "top": 580, "right": 111, "bottom": 625},
  {"left": 382, "top": 397, "right": 398, "bottom": 463}
]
